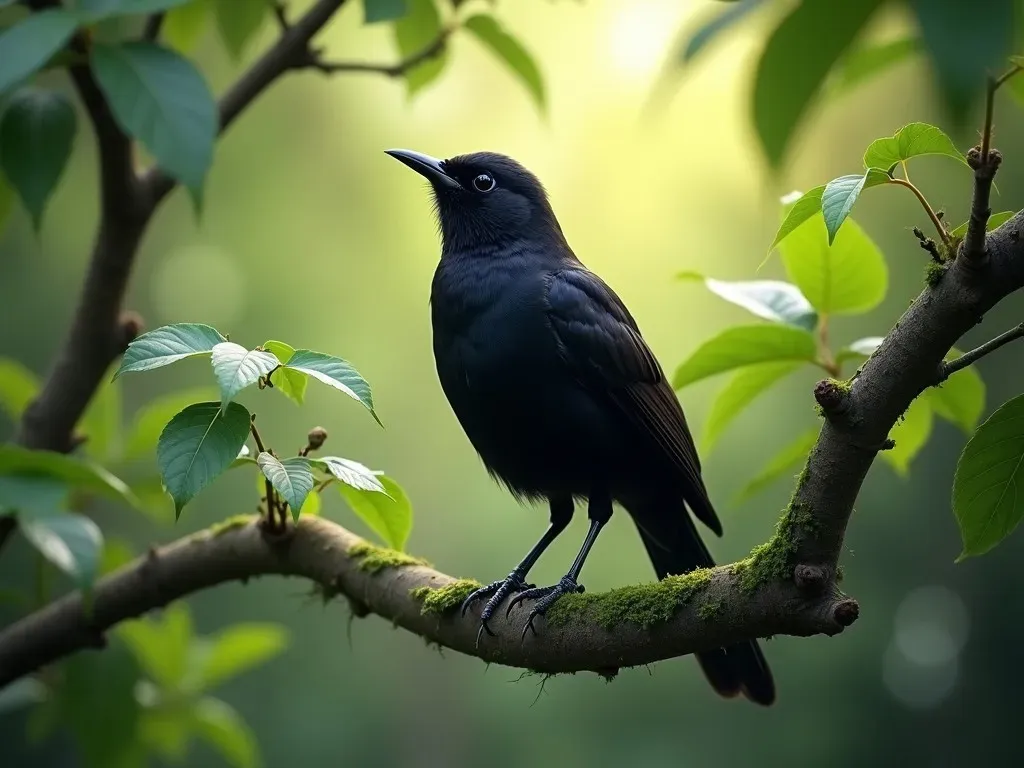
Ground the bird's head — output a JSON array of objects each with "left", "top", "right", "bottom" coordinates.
[{"left": 385, "top": 149, "right": 564, "bottom": 253}]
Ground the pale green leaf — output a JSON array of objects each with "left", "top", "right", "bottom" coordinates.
[
  {"left": 263, "top": 340, "right": 306, "bottom": 405},
  {"left": 827, "top": 36, "right": 919, "bottom": 97},
  {"left": 79, "top": 0, "right": 193, "bottom": 20},
  {"left": 363, "top": 0, "right": 406, "bottom": 23},
  {"left": 768, "top": 186, "right": 824, "bottom": 254},
  {"left": 702, "top": 362, "right": 801, "bottom": 451},
  {"left": 0, "top": 445, "right": 138, "bottom": 508},
  {"left": 21, "top": 511, "right": 103, "bottom": 591},
  {"left": 210, "top": 342, "right": 280, "bottom": 408},
  {"left": 678, "top": 273, "right": 817, "bottom": 330},
  {"left": 464, "top": 15, "right": 545, "bottom": 111},
  {"left": 949, "top": 211, "right": 1015, "bottom": 238},
  {"left": 163, "top": 0, "right": 211, "bottom": 54},
  {"left": 314, "top": 455, "right": 385, "bottom": 493},
  {"left": 821, "top": 168, "right": 889, "bottom": 243},
  {"left": 118, "top": 602, "right": 193, "bottom": 688},
  {"left": 283, "top": 349, "right": 376, "bottom": 419},
  {"left": 76, "top": 375, "right": 123, "bottom": 463},
  {"left": 779, "top": 212, "right": 887, "bottom": 315},
  {"left": 881, "top": 396, "right": 932, "bottom": 476},
  {"left": 862, "top": 121, "right": 968, "bottom": 171},
  {"left": 393, "top": 0, "right": 447, "bottom": 96},
  {"left": 256, "top": 453, "right": 314, "bottom": 520},
  {"left": 953, "top": 394, "right": 1024, "bottom": 559},
  {"left": 0, "top": 358, "right": 40, "bottom": 419},
  {"left": 213, "top": 0, "right": 267, "bottom": 60},
  {"left": 836, "top": 335, "right": 884, "bottom": 363},
  {"left": 672, "top": 324, "right": 817, "bottom": 389},
  {"left": 338, "top": 474, "right": 412, "bottom": 550},
  {"left": 115, "top": 323, "right": 225, "bottom": 378},
  {"left": 156, "top": 401, "right": 251, "bottom": 517},
  {"left": 100, "top": 536, "right": 135, "bottom": 576}
]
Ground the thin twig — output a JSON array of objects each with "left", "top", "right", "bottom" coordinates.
[
  {"left": 305, "top": 30, "right": 450, "bottom": 77},
  {"left": 939, "top": 323, "right": 1024, "bottom": 382},
  {"left": 249, "top": 418, "right": 280, "bottom": 529},
  {"left": 888, "top": 178, "right": 951, "bottom": 248}
]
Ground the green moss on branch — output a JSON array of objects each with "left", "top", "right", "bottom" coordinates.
[
  {"left": 409, "top": 579, "right": 482, "bottom": 615},
  {"left": 347, "top": 542, "right": 429, "bottom": 573}
]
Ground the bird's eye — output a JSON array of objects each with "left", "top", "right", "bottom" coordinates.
[{"left": 472, "top": 173, "right": 495, "bottom": 193}]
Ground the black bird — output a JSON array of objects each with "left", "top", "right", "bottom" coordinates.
[{"left": 386, "top": 148, "right": 775, "bottom": 706}]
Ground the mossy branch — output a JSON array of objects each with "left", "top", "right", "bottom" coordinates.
[{"left": 0, "top": 516, "right": 853, "bottom": 688}]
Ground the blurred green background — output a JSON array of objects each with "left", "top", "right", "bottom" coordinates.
[{"left": 4, "top": 0, "right": 1024, "bottom": 765}]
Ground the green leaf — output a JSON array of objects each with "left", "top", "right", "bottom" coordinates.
[
  {"left": 77, "top": 375, "right": 123, "bottom": 463},
  {"left": 164, "top": 0, "right": 211, "bottom": 54},
  {"left": 0, "top": 88, "right": 77, "bottom": 229},
  {"left": 213, "top": 0, "right": 267, "bottom": 60},
  {"left": 862, "top": 122, "right": 967, "bottom": 171},
  {"left": 779, "top": 212, "right": 887, "bottom": 315},
  {"left": 881, "top": 396, "right": 932, "bottom": 476},
  {"left": 953, "top": 394, "right": 1024, "bottom": 559},
  {"left": 675, "top": 0, "right": 766, "bottom": 65},
  {"left": 0, "top": 10, "right": 80, "bottom": 96},
  {"left": 0, "top": 445, "right": 138, "bottom": 508},
  {"left": 826, "top": 36, "right": 919, "bottom": 97},
  {"left": 735, "top": 427, "right": 818, "bottom": 503},
  {"left": 256, "top": 453, "right": 314, "bottom": 520},
  {"left": 752, "top": 0, "right": 884, "bottom": 167},
  {"left": 156, "top": 401, "right": 251, "bottom": 517},
  {"left": 338, "top": 475, "right": 412, "bottom": 550},
  {"left": 210, "top": 342, "right": 280, "bottom": 408},
  {"left": 282, "top": 349, "right": 376, "bottom": 419},
  {"left": 299, "top": 489, "right": 320, "bottom": 517},
  {"left": 315, "top": 455, "right": 386, "bottom": 493},
  {"left": 949, "top": 211, "right": 1015, "bottom": 238},
  {"left": 79, "top": 0, "right": 193, "bottom": 21},
  {"left": 57, "top": 638, "right": 141, "bottom": 768},
  {"left": 90, "top": 42, "right": 217, "bottom": 197},
  {"left": 21, "top": 511, "right": 103, "bottom": 591},
  {"left": 836, "top": 335, "right": 883, "bottom": 363},
  {"left": 393, "top": 0, "right": 447, "bottom": 96},
  {"left": 768, "top": 186, "right": 824, "bottom": 254},
  {"left": 909, "top": 0, "right": 1015, "bottom": 124},
  {"left": 192, "top": 697, "right": 261, "bottom": 768},
  {"left": 118, "top": 602, "right": 193, "bottom": 688},
  {"left": 0, "top": 357, "right": 40, "bottom": 419},
  {"left": 364, "top": 0, "right": 406, "bottom": 23},
  {"left": 193, "top": 623, "right": 289, "bottom": 691},
  {"left": 464, "top": 15, "right": 545, "bottom": 112},
  {"left": 263, "top": 340, "right": 306, "bottom": 405},
  {"left": 115, "top": 323, "right": 225, "bottom": 379},
  {"left": 124, "top": 386, "right": 219, "bottom": 460},
  {"left": 702, "top": 362, "right": 801, "bottom": 452},
  {"left": 672, "top": 324, "right": 817, "bottom": 389},
  {"left": 138, "top": 705, "right": 191, "bottom": 763},
  {"left": 821, "top": 168, "right": 890, "bottom": 244},
  {"left": 928, "top": 348, "right": 985, "bottom": 434},
  {"left": 678, "top": 273, "right": 817, "bottom": 330}
]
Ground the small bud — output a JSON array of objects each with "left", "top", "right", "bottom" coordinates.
[{"left": 307, "top": 426, "right": 328, "bottom": 451}]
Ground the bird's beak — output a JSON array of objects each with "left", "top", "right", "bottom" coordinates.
[{"left": 385, "top": 148, "right": 461, "bottom": 188}]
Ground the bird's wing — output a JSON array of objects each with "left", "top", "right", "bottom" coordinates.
[{"left": 543, "top": 267, "right": 721, "bottom": 535}]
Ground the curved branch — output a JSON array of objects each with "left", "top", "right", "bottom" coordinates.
[{"left": 0, "top": 517, "right": 852, "bottom": 688}]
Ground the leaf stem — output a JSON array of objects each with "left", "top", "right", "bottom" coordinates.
[
  {"left": 888, "top": 178, "right": 951, "bottom": 248},
  {"left": 816, "top": 315, "right": 840, "bottom": 377},
  {"left": 250, "top": 417, "right": 281, "bottom": 528},
  {"left": 939, "top": 323, "right": 1024, "bottom": 382}
]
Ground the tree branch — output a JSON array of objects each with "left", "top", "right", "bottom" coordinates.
[
  {"left": 0, "top": 516, "right": 855, "bottom": 688},
  {"left": 142, "top": 12, "right": 165, "bottom": 42},
  {"left": 940, "top": 322, "right": 1024, "bottom": 382}
]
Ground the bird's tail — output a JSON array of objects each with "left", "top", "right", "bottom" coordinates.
[{"left": 629, "top": 498, "right": 776, "bottom": 706}]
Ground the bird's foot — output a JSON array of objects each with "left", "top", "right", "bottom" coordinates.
[
  {"left": 460, "top": 572, "right": 534, "bottom": 639},
  {"left": 506, "top": 575, "right": 585, "bottom": 640}
]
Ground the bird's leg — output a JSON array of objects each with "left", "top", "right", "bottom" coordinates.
[
  {"left": 460, "top": 496, "right": 573, "bottom": 637},
  {"left": 507, "top": 492, "right": 613, "bottom": 639}
]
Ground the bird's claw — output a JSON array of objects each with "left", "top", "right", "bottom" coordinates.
[
  {"left": 505, "top": 575, "right": 584, "bottom": 641},
  {"left": 460, "top": 572, "right": 533, "bottom": 638}
]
